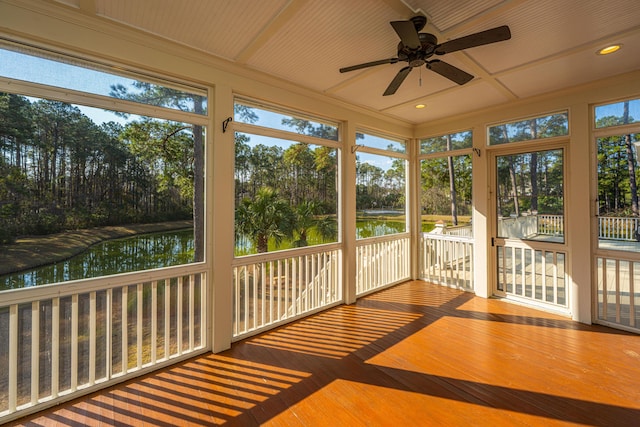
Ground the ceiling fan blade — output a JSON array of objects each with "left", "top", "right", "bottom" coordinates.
[
  {"left": 340, "top": 58, "right": 399, "bottom": 73},
  {"left": 435, "top": 25, "right": 511, "bottom": 55},
  {"left": 391, "top": 20, "right": 421, "bottom": 50},
  {"left": 426, "top": 60, "right": 474, "bottom": 85},
  {"left": 383, "top": 66, "right": 413, "bottom": 96}
]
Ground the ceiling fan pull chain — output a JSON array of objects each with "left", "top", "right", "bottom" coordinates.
[{"left": 419, "top": 67, "right": 422, "bottom": 87}]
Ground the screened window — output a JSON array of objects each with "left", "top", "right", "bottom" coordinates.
[
  {"left": 595, "top": 98, "right": 640, "bottom": 129},
  {"left": 355, "top": 131, "right": 407, "bottom": 239},
  {"left": 597, "top": 132, "right": 640, "bottom": 250},
  {"left": 0, "top": 46, "right": 207, "bottom": 291},
  {"left": 496, "top": 149, "right": 564, "bottom": 243},
  {"left": 421, "top": 130, "right": 471, "bottom": 154},
  {"left": 419, "top": 130, "right": 473, "bottom": 235},
  {"left": 488, "top": 112, "right": 568, "bottom": 145},
  {"left": 420, "top": 155, "right": 473, "bottom": 234},
  {"left": 356, "top": 132, "right": 405, "bottom": 153},
  {"left": 0, "top": 43, "right": 207, "bottom": 114},
  {"left": 234, "top": 99, "right": 338, "bottom": 141},
  {"left": 233, "top": 100, "right": 339, "bottom": 255}
]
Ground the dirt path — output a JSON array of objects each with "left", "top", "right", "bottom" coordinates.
[{"left": 0, "top": 220, "right": 193, "bottom": 276}]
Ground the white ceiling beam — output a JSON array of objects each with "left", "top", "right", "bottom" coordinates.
[{"left": 235, "top": 0, "right": 309, "bottom": 64}]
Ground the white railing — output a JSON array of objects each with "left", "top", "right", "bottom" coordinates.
[
  {"left": 0, "top": 265, "right": 208, "bottom": 423},
  {"left": 356, "top": 233, "right": 410, "bottom": 296},
  {"left": 445, "top": 225, "right": 473, "bottom": 237},
  {"left": 497, "top": 215, "right": 538, "bottom": 239},
  {"left": 500, "top": 214, "right": 640, "bottom": 241},
  {"left": 537, "top": 214, "right": 564, "bottom": 236},
  {"left": 496, "top": 241, "right": 567, "bottom": 309},
  {"left": 595, "top": 255, "right": 639, "bottom": 332},
  {"left": 599, "top": 216, "right": 639, "bottom": 241},
  {"left": 232, "top": 245, "right": 342, "bottom": 339},
  {"left": 420, "top": 233, "right": 474, "bottom": 291}
]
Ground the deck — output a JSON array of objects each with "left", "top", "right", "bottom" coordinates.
[{"left": 8, "top": 281, "right": 640, "bottom": 426}]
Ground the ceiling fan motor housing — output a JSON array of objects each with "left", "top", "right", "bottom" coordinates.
[{"left": 398, "top": 32, "right": 437, "bottom": 66}]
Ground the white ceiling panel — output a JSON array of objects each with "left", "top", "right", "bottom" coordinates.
[
  {"left": 404, "top": 0, "right": 507, "bottom": 32},
  {"left": 498, "top": 32, "right": 640, "bottom": 98},
  {"left": 96, "top": 0, "right": 289, "bottom": 61},
  {"left": 245, "top": 0, "right": 410, "bottom": 92},
  {"left": 464, "top": 0, "right": 640, "bottom": 74},
  {"left": 384, "top": 80, "right": 510, "bottom": 123}
]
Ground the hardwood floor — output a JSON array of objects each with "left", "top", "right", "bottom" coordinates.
[{"left": 9, "top": 281, "right": 640, "bottom": 426}]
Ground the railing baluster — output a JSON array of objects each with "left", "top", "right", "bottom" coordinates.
[
  {"left": 281, "top": 259, "right": 286, "bottom": 319},
  {"left": 189, "top": 275, "right": 194, "bottom": 351},
  {"left": 71, "top": 294, "right": 78, "bottom": 391},
  {"left": 31, "top": 301, "right": 39, "bottom": 405},
  {"left": 631, "top": 263, "right": 636, "bottom": 328},
  {"left": 9, "top": 304, "right": 18, "bottom": 413},
  {"left": 136, "top": 283, "right": 143, "bottom": 369},
  {"left": 106, "top": 288, "right": 112, "bottom": 380},
  {"left": 177, "top": 277, "right": 183, "bottom": 356},
  {"left": 615, "top": 260, "right": 621, "bottom": 323},
  {"left": 89, "top": 291, "right": 96, "bottom": 385},
  {"left": 121, "top": 286, "right": 128, "bottom": 374},
  {"left": 151, "top": 281, "right": 157, "bottom": 363}
]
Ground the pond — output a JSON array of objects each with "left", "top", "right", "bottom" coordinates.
[
  {"left": 1, "top": 218, "right": 408, "bottom": 291},
  {"left": 0, "top": 229, "right": 195, "bottom": 291}
]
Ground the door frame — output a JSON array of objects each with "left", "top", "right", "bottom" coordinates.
[{"left": 487, "top": 140, "right": 571, "bottom": 313}]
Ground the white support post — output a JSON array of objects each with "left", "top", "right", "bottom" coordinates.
[
  {"left": 342, "top": 121, "right": 357, "bottom": 304},
  {"left": 211, "top": 84, "right": 234, "bottom": 352}
]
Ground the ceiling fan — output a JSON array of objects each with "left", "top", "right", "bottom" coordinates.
[{"left": 339, "top": 15, "right": 511, "bottom": 96}]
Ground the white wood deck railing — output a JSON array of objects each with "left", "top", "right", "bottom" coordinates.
[
  {"left": 232, "top": 244, "right": 342, "bottom": 339},
  {"left": 496, "top": 241, "right": 567, "bottom": 309},
  {"left": 356, "top": 233, "right": 410, "bottom": 296},
  {"left": 420, "top": 233, "right": 474, "bottom": 291},
  {"left": 501, "top": 215, "right": 639, "bottom": 241},
  {"left": 598, "top": 216, "right": 639, "bottom": 241},
  {"left": 537, "top": 214, "right": 564, "bottom": 236},
  {"left": 0, "top": 265, "right": 208, "bottom": 423},
  {"left": 595, "top": 255, "right": 639, "bottom": 333}
]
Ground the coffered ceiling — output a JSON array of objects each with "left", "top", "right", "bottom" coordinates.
[{"left": 33, "top": 0, "right": 640, "bottom": 124}]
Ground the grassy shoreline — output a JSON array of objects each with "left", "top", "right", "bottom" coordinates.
[{"left": 0, "top": 220, "right": 193, "bottom": 276}]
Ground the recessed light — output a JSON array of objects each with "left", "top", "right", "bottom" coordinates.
[
  {"left": 415, "top": 104, "right": 426, "bottom": 109},
  {"left": 597, "top": 44, "right": 621, "bottom": 55}
]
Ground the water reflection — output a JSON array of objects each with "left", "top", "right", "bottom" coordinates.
[
  {"left": 0, "top": 229, "right": 194, "bottom": 290},
  {"left": 356, "top": 220, "right": 405, "bottom": 239}
]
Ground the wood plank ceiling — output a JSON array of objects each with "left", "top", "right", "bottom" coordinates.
[{"left": 50, "top": 0, "right": 640, "bottom": 124}]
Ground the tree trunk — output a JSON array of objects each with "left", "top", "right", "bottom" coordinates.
[
  {"left": 446, "top": 135, "right": 458, "bottom": 225},
  {"left": 509, "top": 156, "right": 520, "bottom": 217},
  {"left": 193, "top": 97, "right": 205, "bottom": 263},
  {"left": 623, "top": 101, "right": 638, "bottom": 215},
  {"left": 529, "top": 120, "right": 539, "bottom": 212}
]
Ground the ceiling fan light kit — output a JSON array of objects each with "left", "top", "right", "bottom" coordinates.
[{"left": 340, "top": 15, "right": 511, "bottom": 96}]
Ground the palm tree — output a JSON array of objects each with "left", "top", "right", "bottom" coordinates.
[
  {"left": 291, "top": 201, "right": 337, "bottom": 248},
  {"left": 235, "top": 187, "right": 295, "bottom": 253}
]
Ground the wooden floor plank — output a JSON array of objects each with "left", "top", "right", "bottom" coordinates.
[{"left": 8, "top": 281, "right": 640, "bottom": 426}]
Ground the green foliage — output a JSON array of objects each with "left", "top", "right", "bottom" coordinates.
[
  {"left": 420, "top": 155, "right": 472, "bottom": 218},
  {"left": 235, "top": 187, "right": 296, "bottom": 253},
  {"left": 0, "top": 92, "right": 198, "bottom": 243},
  {"left": 597, "top": 132, "right": 640, "bottom": 215}
]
